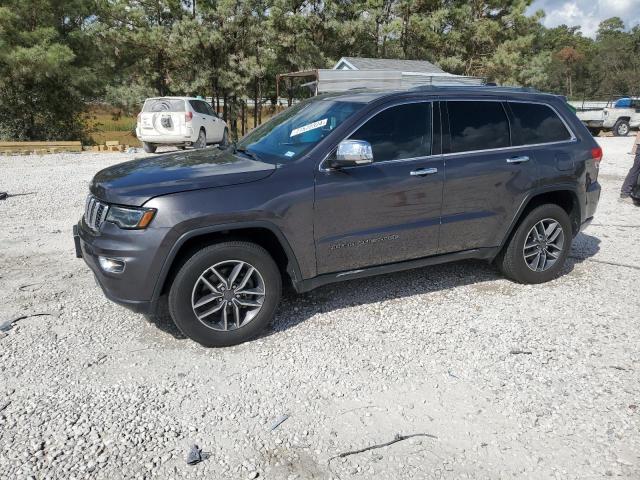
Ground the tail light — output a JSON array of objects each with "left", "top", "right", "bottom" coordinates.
[
  {"left": 591, "top": 146, "right": 602, "bottom": 167},
  {"left": 185, "top": 111, "right": 193, "bottom": 122},
  {"left": 136, "top": 113, "right": 141, "bottom": 124}
]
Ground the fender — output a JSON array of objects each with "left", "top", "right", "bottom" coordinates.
[
  {"left": 497, "top": 183, "right": 581, "bottom": 255},
  {"left": 149, "top": 220, "right": 304, "bottom": 310}
]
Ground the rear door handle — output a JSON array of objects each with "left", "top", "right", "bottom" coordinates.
[
  {"left": 506, "top": 155, "right": 530, "bottom": 164},
  {"left": 410, "top": 167, "right": 438, "bottom": 176}
]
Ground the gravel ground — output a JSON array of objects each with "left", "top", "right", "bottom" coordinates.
[{"left": 0, "top": 138, "right": 639, "bottom": 480}]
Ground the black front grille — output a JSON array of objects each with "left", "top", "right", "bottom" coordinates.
[{"left": 84, "top": 195, "right": 109, "bottom": 232}]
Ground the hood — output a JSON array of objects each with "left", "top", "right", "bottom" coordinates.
[{"left": 90, "top": 147, "right": 276, "bottom": 206}]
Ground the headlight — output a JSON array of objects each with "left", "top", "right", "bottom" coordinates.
[{"left": 105, "top": 205, "right": 156, "bottom": 229}]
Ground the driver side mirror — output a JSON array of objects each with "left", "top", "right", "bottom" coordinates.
[{"left": 330, "top": 140, "right": 374, "bottom": 168}]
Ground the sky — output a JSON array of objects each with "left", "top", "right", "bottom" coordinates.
[{"left": 528, "top": 0, "right": 640, "bottom": 37}]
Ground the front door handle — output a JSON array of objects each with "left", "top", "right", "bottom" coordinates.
[
  {"left": 506, "top": 155, "right": 530, "bottom": 164},
  {"left": 410, "top": 167, "right": 438, "bottom": 177}
]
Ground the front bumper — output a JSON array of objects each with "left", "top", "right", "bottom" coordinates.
[{"left": 74, "top": 220, "right": 168, "bottom": 314}]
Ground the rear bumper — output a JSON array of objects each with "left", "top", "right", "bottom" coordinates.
[
  {"left": 74, "top": 220, "right": 168, "bottom": 315},
  {"left": 584, "top": 180, "right": 601, "bottom": 222},
  {"left": 580, "top": 216, "right": 594, "bottom": 232},
  {"left": 136, "top": 128, "right": 194, "bottom": 144}
]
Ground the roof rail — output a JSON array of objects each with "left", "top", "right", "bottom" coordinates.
[{"left": 408, "top": 84, "right": 541, "bottom": 93}]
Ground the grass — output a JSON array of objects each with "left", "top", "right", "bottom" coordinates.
[{"left": 84, "top": 106, "right": 139, "bottom": 146}]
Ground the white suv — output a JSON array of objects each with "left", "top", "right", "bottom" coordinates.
[{"left": 136, "top": 97, "right": 229, "bottom": 153}]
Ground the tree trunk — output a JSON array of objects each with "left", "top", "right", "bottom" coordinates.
[
  {"left": 253, "top": 79, "right": 258, "bottom": 129},
  {"left": 258, "top": 79, "right": 263, "bottom": 125},
  {"left": 223, "top": 93, "right": 228, "bottom": 122},
  {"left": 241, "top": 100, "right": 245, "bottom": 136},
  {"left": 231, "top": 96, "right": 238, "bottom": 140}
]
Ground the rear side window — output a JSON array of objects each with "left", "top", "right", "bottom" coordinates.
[
  {"left": 143, "top": 98, "right": 185, "bottom": 112},
  {"left": 350, "top": 102, "right": 432, "bottom": 162},
  {"left": 447, "top": 101, "right": 510, "bottom": 153},
  {"left": 509, "top": 102, "right": 572, "bottom": 145}
]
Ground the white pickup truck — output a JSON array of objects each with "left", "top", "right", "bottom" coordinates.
[{"left": 570, "top": 98, "right": 640, "bottom": 136}]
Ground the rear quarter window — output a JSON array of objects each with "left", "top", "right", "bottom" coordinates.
[{"left": 509, "top": 102, "right": 572, "bottom": 145}]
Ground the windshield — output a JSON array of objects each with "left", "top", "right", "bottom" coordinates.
[{"left": 236, "top": 97, "right": 366, "bottom": 162}]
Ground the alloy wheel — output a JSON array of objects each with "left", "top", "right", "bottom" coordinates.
[
  {"left": 523, "top": 218, "right": 565, "bottom": 272},
  {"left": 191, "top": 260, "right": 265, "bottom": 331},
  {"left": 618, "top": 123, "right": 629, "bottom": 136}
]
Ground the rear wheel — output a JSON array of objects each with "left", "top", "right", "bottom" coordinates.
[
  {"left": 193, "top": 128, "right": 207, "bottom": 149},
  {"left": 497, "top": 204, "right": 572, "bottom": 284},
  {"left": 168, "top": 241, "right": 282, "bottom": 347},
  {"left": 613, "top": 119, "right": 630, "bottom": 136},
  {"left": 143, "top": 142, "right": 157, "bottom": 153}
]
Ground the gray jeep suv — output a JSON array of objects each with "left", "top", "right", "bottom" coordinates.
[{"left": 74, "top": 86, "right": 602, "bottom": 347}]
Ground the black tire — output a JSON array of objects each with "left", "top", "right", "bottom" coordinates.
[
  {"left": 588, "top": 128, "right": 601, "bottom": 137},
  {"left": 193, "top": 128, "right": 206, "bottom": 149},
  {"left": 613, "top": 119, "right": 630, "bottom": 137},
  {"left": 168, "top": 241, "right": 282, "bottom": 347},
  {"left": 220, "top": 128, "right": 229, "bottom": 147},
  {"left": 497, "top": 204, "right": 572, "bottom": 284},
  {"left": 143, "top": 142, "right": 157, "bottom": 153}
]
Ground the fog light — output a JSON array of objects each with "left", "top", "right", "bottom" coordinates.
[{"left": 98, "top": 256, "right": 125, "bottom": 273}]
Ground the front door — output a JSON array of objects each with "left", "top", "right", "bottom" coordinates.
[{"left": 314, "top": 101, "right": 444, "bottom": 274}]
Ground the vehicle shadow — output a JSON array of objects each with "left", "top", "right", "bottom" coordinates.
[{"left": 145, "top": 232, "right": 601, "bottom": 342}]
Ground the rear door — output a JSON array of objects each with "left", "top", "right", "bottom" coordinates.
[
  {"left": 189, "top": 100, "right": 211, "bottom": 141},
  {"left": 439, "top": 99, "right": 538, "bottom": 253},
  {"left": 507, "top": 100, "right": 577, "bottom": 193},
  {"left": 140, "top": 98, "right": 186, "bottom": 137},
  {"left": 314, "top": 101, "right": 444, "bottom": 274}
]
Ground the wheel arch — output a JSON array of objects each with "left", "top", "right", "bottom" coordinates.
[
  {"left": 499, "top": 188, "right": 581, "bottom": 253},
  {"left": 152, "top": 222, "right": 303, "bottom": 304}
]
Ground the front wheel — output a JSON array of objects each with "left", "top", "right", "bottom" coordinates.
[
  {"left": 220, "top": 128, "right": 229, "bottom": 147},
  {"left": 143, "top": 142, "right": 157, "bottom": 153},
  {"left": 613, "top": 119, "right": 630, "bottom": 137},
  {"left": 497, "top": 204, "right": 572, "bottom": 284},
  {"left": 168, "top": 241, "right": 282, "bottom": 347}
]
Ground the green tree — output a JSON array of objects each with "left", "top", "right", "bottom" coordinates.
[{"left": 0, "top": 0, "right": 99, "bottom": 140}]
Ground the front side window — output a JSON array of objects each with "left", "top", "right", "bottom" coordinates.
[
  {"left": 509, "top": 102, "right": 572, "bottom": 145},
  {"left": 447, "top": 101, "right": 510, "bottom": 153},
  {"left": 349, "top": 102, "right": 432, "bottom": 162},
  {"left": 237, "top": 96, "right": 366, "bottom": 163}
]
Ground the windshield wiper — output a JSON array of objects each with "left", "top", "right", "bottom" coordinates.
[{"left": 234, "top": 143, "right": 261, "bottom": 162}]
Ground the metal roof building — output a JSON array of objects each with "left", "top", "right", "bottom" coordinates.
[
  {"left": 276, "top": 57, "right": 482, "bottom": 98},
  {"left": 333, "top": 56, "right": 447, "bottom": 75}
]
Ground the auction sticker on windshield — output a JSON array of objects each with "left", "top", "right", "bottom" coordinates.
[{"left": 290, "top": 119, "right": 328, "bottom": 137}]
